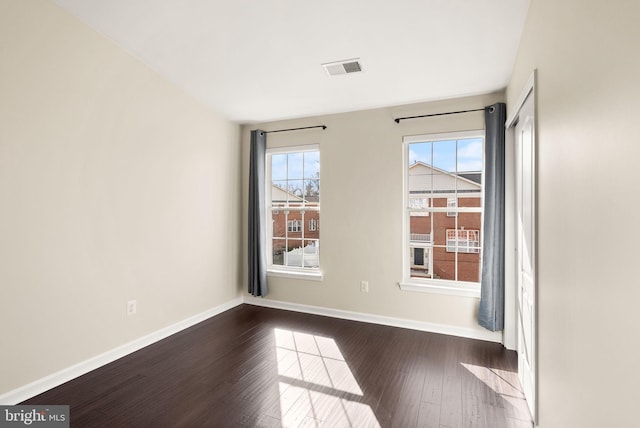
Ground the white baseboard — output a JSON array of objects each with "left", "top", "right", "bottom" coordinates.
[
  {"left": 0, "top": 297, "right": 243, "bottom": 405},
  {"left": 243, "top": 296, "right": 503, "bottom": 343}
]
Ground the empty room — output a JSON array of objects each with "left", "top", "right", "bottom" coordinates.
[{"left": 1, "top": 1, "right": 639, "bottom": 427}]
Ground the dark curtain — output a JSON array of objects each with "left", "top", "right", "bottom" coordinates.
[
  {"left": 478, "top": 103, "right": 506, "bottom": 331},
  {"left": 248, "top": 130, "right": 268, "bottom": 297}
]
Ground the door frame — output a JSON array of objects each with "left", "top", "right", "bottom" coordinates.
[{"left": 506, "top": 69, "right": 538, "bottom": 423}]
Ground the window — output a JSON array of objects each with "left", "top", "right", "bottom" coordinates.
[
  {"left": 287, "top": 220, "right": 301, "bottom": 232},
  {"left": 402, "top": 131, "right": 483, "bottom": 293},
  {"left": 409, "top": 197, "right": 430, "bottom": 216},
  {"left": 267, "top": 145, "right": 321, "bottom": 277},
  {"left": 447, "top": 198, "right": 457, "bottom": 217},
  {"left": 409, "top": 197, "right": 429, "bottom": 209},
  {"left": 446, "top": 229, "right": 480, "bottom": 253}
]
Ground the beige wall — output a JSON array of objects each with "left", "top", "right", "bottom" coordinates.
[
  {"left": 0, "top": 0, "right": 241, "bottom": 395},
  {"left": 507, "top": 0, "right": 640, "bottom": 426},
  {"left": 242, "top": 93, "right": 503, "bottom": 334}
]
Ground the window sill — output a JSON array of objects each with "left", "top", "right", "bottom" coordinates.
[
  {"left": 398, "top": 281, "right": 480, "bottom": 298},
  {"left": 267, "top": 269, "right": 323, "bottom": 282}
]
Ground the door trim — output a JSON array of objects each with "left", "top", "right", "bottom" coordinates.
[
  {"left": 507, "top": 69, "right": 537, "bottom": 423},
  {"left": 507, "top": 71, "right": 536, "bottom": 128}
]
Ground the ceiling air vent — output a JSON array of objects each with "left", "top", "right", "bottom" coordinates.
[{"left": 322, "top": 58, "right": 363, "bottom": 76}]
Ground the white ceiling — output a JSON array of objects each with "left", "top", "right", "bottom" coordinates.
[{"left": 52, "top": 0, "right": 530, "bottom": 123}]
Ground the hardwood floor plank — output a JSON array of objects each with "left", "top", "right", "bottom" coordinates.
[
  {"left": 421, "top": 333, "right": 447, "bottom": 405},
  {"left": 417, "top": 401, "right": 441, "bottom": 428},
  {"left": 373, "top": 370, "right": 408, "bottom": 426},
  {"left": 439, "top": 374, "right": 463, "bottom": 428},
  {"left": 389, "top": 334, "right": 433, "bottom": 428},
  {"left": 462, "top": 393, "right": 487, "bottom": 428},
  {"left": 20, "top": 305, "right": 531, "bottom": 428}
]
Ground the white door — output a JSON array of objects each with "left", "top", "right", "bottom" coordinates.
[{"left": 515, "top": 91, "right": 536, "bottom": 419}]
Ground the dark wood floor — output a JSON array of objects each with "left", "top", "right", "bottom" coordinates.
[{"left": 23, "top": 304, "right": 533, "bottom": 427}]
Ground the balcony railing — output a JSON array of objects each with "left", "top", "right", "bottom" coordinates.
[
  {"left": 446, "top": 229, "right": 480, "bottom": 253},
  {"left": 410, "top": 233, "right": 432, "bottom": 243}
]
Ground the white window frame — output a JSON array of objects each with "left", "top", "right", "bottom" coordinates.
[
  {"left": 266, "top": 144, "right": 322, "bottom": 281},
  {"left": 309, "top": 218, "right": 318, "bottom": 231},
  {"left": 400, "top": 130, "right": 484, "bottom": 297}
]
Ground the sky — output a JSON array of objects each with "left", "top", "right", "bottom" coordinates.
[
  {"left": 408, "top": 137, "right": 483, "bottom": 173},
  {"left": 271, "top": 151, "right": 320, "bottom": 181},
  {"left": 271, "top": 151, "right": 320, "bottom": 199}
]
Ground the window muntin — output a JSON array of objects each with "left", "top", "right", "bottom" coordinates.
[
  {"left": 404, "top": 131, "right": 483, "bottom": 286},
  {"left": 267, "top": 146, "right": 320, "bottom": 273}
]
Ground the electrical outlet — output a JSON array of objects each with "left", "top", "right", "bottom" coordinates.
[
  {"left": 127, "top": 300, "right": 137, "bottom": 316},
  {"left": 360, "top": 281, "right": 369, "bottom": 293}
]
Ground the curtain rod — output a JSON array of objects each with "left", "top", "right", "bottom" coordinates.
[
  {"left": 263, "top": 125, "right": 327, "bottom": 134},
  {"left": 394, "top": 108, "right": 486, "bottom": 123}
]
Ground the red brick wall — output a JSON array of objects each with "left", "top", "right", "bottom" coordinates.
[
  {"left": 271, "top": 210, "right": 320, "bottom": 254},
  {"left": 410, "top": 196, "right": 481, "bottom": 282}
]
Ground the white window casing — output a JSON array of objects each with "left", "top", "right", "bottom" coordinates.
[
  {"left": 266, "top": 144, "right": 322, "bottom": 280},
  {"left": 401, "top": 130, "right": 484, "bottom": 297}
]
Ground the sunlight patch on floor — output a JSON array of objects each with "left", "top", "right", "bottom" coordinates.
[
  {"left": 274, "top": 328, "right": 380, "bottom": 428},
  {"left": 460, "top": 363, "right": 525, "bottom": 399},
  {"left": 461, "top": 362, "right": 532, "bottom": 422}
]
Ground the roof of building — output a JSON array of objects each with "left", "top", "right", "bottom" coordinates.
[{"left": 408, "top": 161, "right": 481, "bottom": 193}]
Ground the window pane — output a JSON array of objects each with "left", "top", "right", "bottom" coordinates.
[
  {"left": 272, "top": 211, "right": 286, "bottom": 238},
  {"left": 287, "top": 153, "right": 304, "bottom": 179},
  {"left": 272, "top": 181, "right": 288, "bottom": 207},
  {"left": 304, "top": 179, "right": 320, "bottom": 203},
  {"left": 458, "top": 250, "right": 481, "bottom": 282},
  {"left": 432, "top": 246, "right": 455, "bottom": 280},
  {"left": 432, "top": 211, "right": 455, "bottom": 242},
  {"left": 410, "top": 212, "right": 431, "bottom": 243},
  {"left": 287, "top": 180, "right": 305, "bottom": 206},
  {"left": 302, "top": 239, "right": 319, "bottom": 268},
  {"left": 410, "top": 246, "right": 432, "bottom": 279},
  {"left": 432, "top": 140, "right": 456, "bottom": 173},
  {"left": 408, "top": 173, "right": 432, "bottom": 195},
  {"left": 409, "top": 142, "right": 432, "bottom": 166},
  {"left": 458, "top": 212, "right": 481, "bottom": 232},
  {"left": 304, "top": 151, "right": 320, "bottom": 179},
  {"left": 272, "top": 239, "right": 286, "bottom": 266},
  {"left": 458, "top": 196, "right": 481, "bottom": 209},
  {"left": 457, "top": 138, "right": 483, "bottom": 173},
  {"left": 271, "top": 154, "right": 288, "bottom": 181},
  {"left": 284, "top": 239, "right": 303, "bottom": 267}
]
